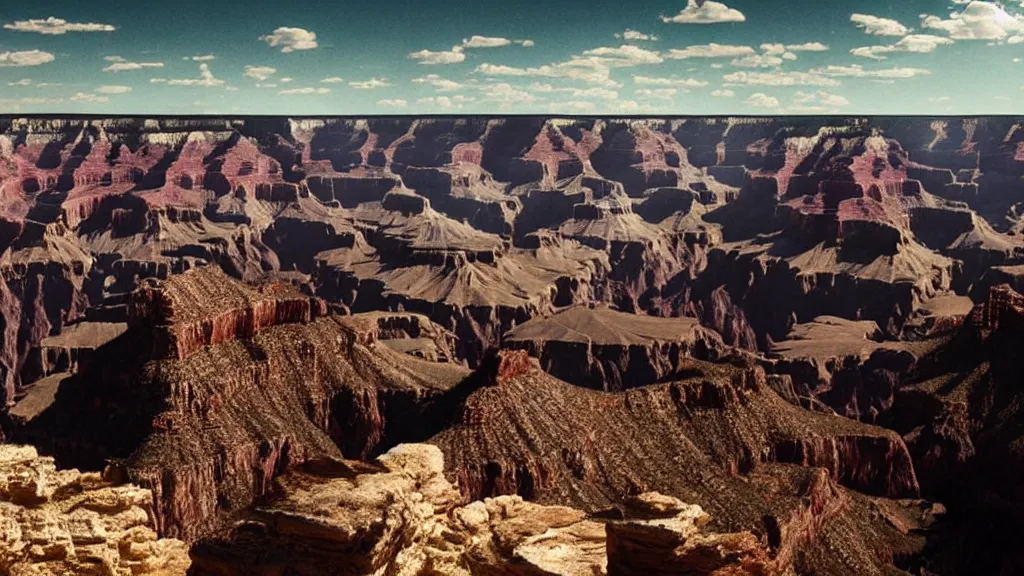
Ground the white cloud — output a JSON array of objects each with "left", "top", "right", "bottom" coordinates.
[
  {"left": 851, "top": 34, "right": 955, "bottom": 59},
  {"left": 566, "top": 87, "right": 619, "bottom": 99},
  {"left": 1015, "top": 57, "right": 1023, "bottom": 62},
  {"left": 244, "top": 65, "right": 277, "bottom": 81},
  {"left": 711, "top": 88, "right": 734, "bottom": 97},
  {"left": 723, "top": 70, "right": 840, "bottom": 87},
  {"left": 731, "top": 54, "right": 785, "bottom": 67},
  {"left": 320, "top": 76, "right": 345, "bottom": 83},
  {"left": 256, "top": 83, "right": 278, "bottom": 88},
  {"left": 850, "top": 13, "right": 910, "bottom": 36},
  {"left": 786, "top": 42, "right": 830, "bottom": 52},
  {"left": 96, "top": 85, "right": 131, "bottom": 94},
  {"left": 70, "top": 92, "right": 109, "bottom": 103},
  {"left": 7, "top": 78, "right": 32, "bottom": 86},
  {"left": 519, "top": 39, "right": 535, "bottom": 47},
  {"left": 810, "top": 64, "right": 932, "bottom": 78},
  {"left": 280, "top": 87, "right": 330, "bottom": 95},
  {"left": 103, "top": 57, "right": 163, "bottom": 72},
  {"left": 187, "top": 54, "right": 216, "bottom": 62},
  {"left": 409, "top": 45, "right": 466, "bottom": 65},
  {"left": 165, "top": 63, "right": 226, "bottom": 87},
  {"left": 280, "top": 77, "right": 294, "bottom": 83},
  {"left": 666, "top": 43, "right": 755, "bottom": 59},
  {"left": 4, "top": 17, "right": 115, "bottom": 35},
  {"left": 788, "top": 90, "right": 850, "bottom": 111},
  {"left": 461, "top": 35, "right": 512, "bottom": 48},
  {"left": 474, "top": 62, "right": 621, "bottom": 88},
  {"left": 928, "top": 96, "right": 952, "bottom": 103},
  {"left": 633, "top": 75, "right": 708, "bottom": 87},
  {"left": 616, "top": 29, "right": 659, "bottom": 41},
  {"left": 578, "top": 44, "right": 663, "bottom": 67},
  {"left": 635, "top": 88, "right": 677, "bottom": 100},
  {"left": 921, "top": 2, "right": 1024, "bottom": 40},
  {"left": 1009, "top": 34, "right": 1024, "bottom": 43},
  {"left": 479, "top": 82, "right": 538, "bottom": 104},
  {"left": 745, "top": 92, "right": 780, "bottom": 108},
  {"left": 0, "top": 50, "right": 55, "bottom": 67},
  {"left": 417, "top": 95, "right": 469, "bottom": 108},
  {"left": 377, "top": 99, "right": 408, "bottom": 107},
  {"left": 350, "top": 77, "right": 391, "bottom": 89},
  {"left": 260, "top": 27, "right": 318, "bottom": 53},
  {"left": 412, "top": 74, "right": 464, "bottom": 91},
  {"left": 661, "top": 0, "right": 746, "bottom": 24}
]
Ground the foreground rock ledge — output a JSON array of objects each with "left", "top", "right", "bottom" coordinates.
[
  {"left": 189, "top": 443, "right": 776, "bottom": 576},
  {"left": 0, "top": 444, "right": 190, "bottom": 576}
]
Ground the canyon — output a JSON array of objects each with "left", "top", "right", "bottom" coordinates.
[{"left": 0, "top": 114, "right": 1022, "bottom": 575}]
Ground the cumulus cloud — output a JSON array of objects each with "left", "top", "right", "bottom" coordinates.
[
  {"left": 632, "top": 75, "right": 708, "bottom": 87},
  {"left": 164, "top": 63, "right": 226, "bottom": 87},
  {"left": 786, "top": 42, "right": 830, "bottom": 52},
  {"left": 4, "top": 17, "right": 115, "bottom": 35},
  {"left": 731, "top": 54, "right": 785, "bottom": 67},
  {"left": 519, "top": 39, "right": 535, "bottom": 47},
  {"left": 280, "top": 87, "right": 330, "bottom": 95},
  {"left": 745, "top": 92, "right": 780, "bottom": 108},
  {"left": 461, "top": 35, "right": 512, "bottom": 48},
  {"left": 635, "top": 88, "right": 677, "bottom": 100},
  {"left": 7, "top": 79, "right": 32, "bottom": 86},
  {"left": 661, "top": 0, "right": 746, "bottom": 24},
  {"left": 244, "top": 65, "right": 277, "bottom": 81},
  {"left": 578, "top": 45, "right": 663, "bottom": 67},
  {"left": 260, "top": 27, "right": 318, "bottom": 52},
  {"left": 788, "top": 90, "right": 850, "bottom": 111},
  {"left": 478, "top": 82, "right": 538, "bottom": 104},
  {"left": 711, "top": 89, "right": 734, "bottom": 97},
  {"left": 474, "top": 62, "right": 620, "bottom": 88},
  {"left": 921, "top": 1, "right": 1024, "bottom": 40},
  {"left": 851, "top": 34, "right": 954, "bottom": 60},
  {"left": 615, "top": 29, "right": 659, "bottom": 41},
  {"left": 723, "top": 70, "right": 840, "bottom": 87},
  {"left": 408, "top": 46, "right": 466, "bottom": 65},
  {"left": 412, "top": 74, "right": 464, "bottom": 91},
  {"left": 810, "top": 64, "right": 932, "bottom": 78},
  {"left": 418, "top": 95, "right": 475, "bottom": 108},
  {"left": 70, "top": 92, "right": 109, "bottom": 103},
  {"left": 349, "top": 77, "right": 391, "bottom": 89},
  {"left": 320, "top": 76, "right": 345, "bottom": 83},
  {"left": 103, "top": 56, "right": 163, "bottom": 72},
  {"left": 280, "top": 77, "right": 294, "bottom": 83},
  {"left": 95, "top": 85, "right": 131, "bottom": 94},
  {"left": 187, "top": 55, "right": 216, "bottom": 62},
  {"left": 377, "top": 99, "right": 407, "bottom": 107},
  {"left": 0, "top": 50, "right": 56, "bottom": 67},
  {"left": 850, "top": 13, "right": 910, "bottom": 36},
  {"left": 666, "top": 43, "right": 755, "bottom": 59}
]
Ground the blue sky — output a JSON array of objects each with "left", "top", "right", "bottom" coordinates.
[{"left": 0, "top": 0, "right": 1022, "bottom": 114}]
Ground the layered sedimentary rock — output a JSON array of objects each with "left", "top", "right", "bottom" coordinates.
[
  {"left": 424, "top": 350, "right": 927, "bottom": 574},
  {"left": 9, "top": 267, "right": 470, "bottom": 541},
  {"left": 187, "top": 443, "right": 824, "bottom": 576},
  {"left": 504, "top": 304, "right": 734, "bottom": 390},
  {"left": 2, "top": 116, "right": 1024, "bottom": 574},
  {"left": 0, "top": 444, "right": 190, "bottom": 575}
]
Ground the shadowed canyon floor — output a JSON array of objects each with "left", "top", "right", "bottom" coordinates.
[{"left": 1, "top": 115, "right": 1023, "bottom": 574}]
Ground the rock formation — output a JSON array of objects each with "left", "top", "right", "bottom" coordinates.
[
  {"left": 2, "top": 115, "right": 1023, "bottom": 575},
  {"left": 0, "top": 443, "right": 190, "bottom": 575}
]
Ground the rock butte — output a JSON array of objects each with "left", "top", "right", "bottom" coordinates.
[{"left": 0, "top": 115, "right": 1022, "bottom": 574}]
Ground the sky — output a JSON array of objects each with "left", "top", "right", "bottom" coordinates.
[{"left": 0, "top": 0, "right": 1022, "bottom": 115}]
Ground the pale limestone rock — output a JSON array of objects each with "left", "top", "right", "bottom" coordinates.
[{"left": 0, "top": 444, "right": 190, "bottom": 576}]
